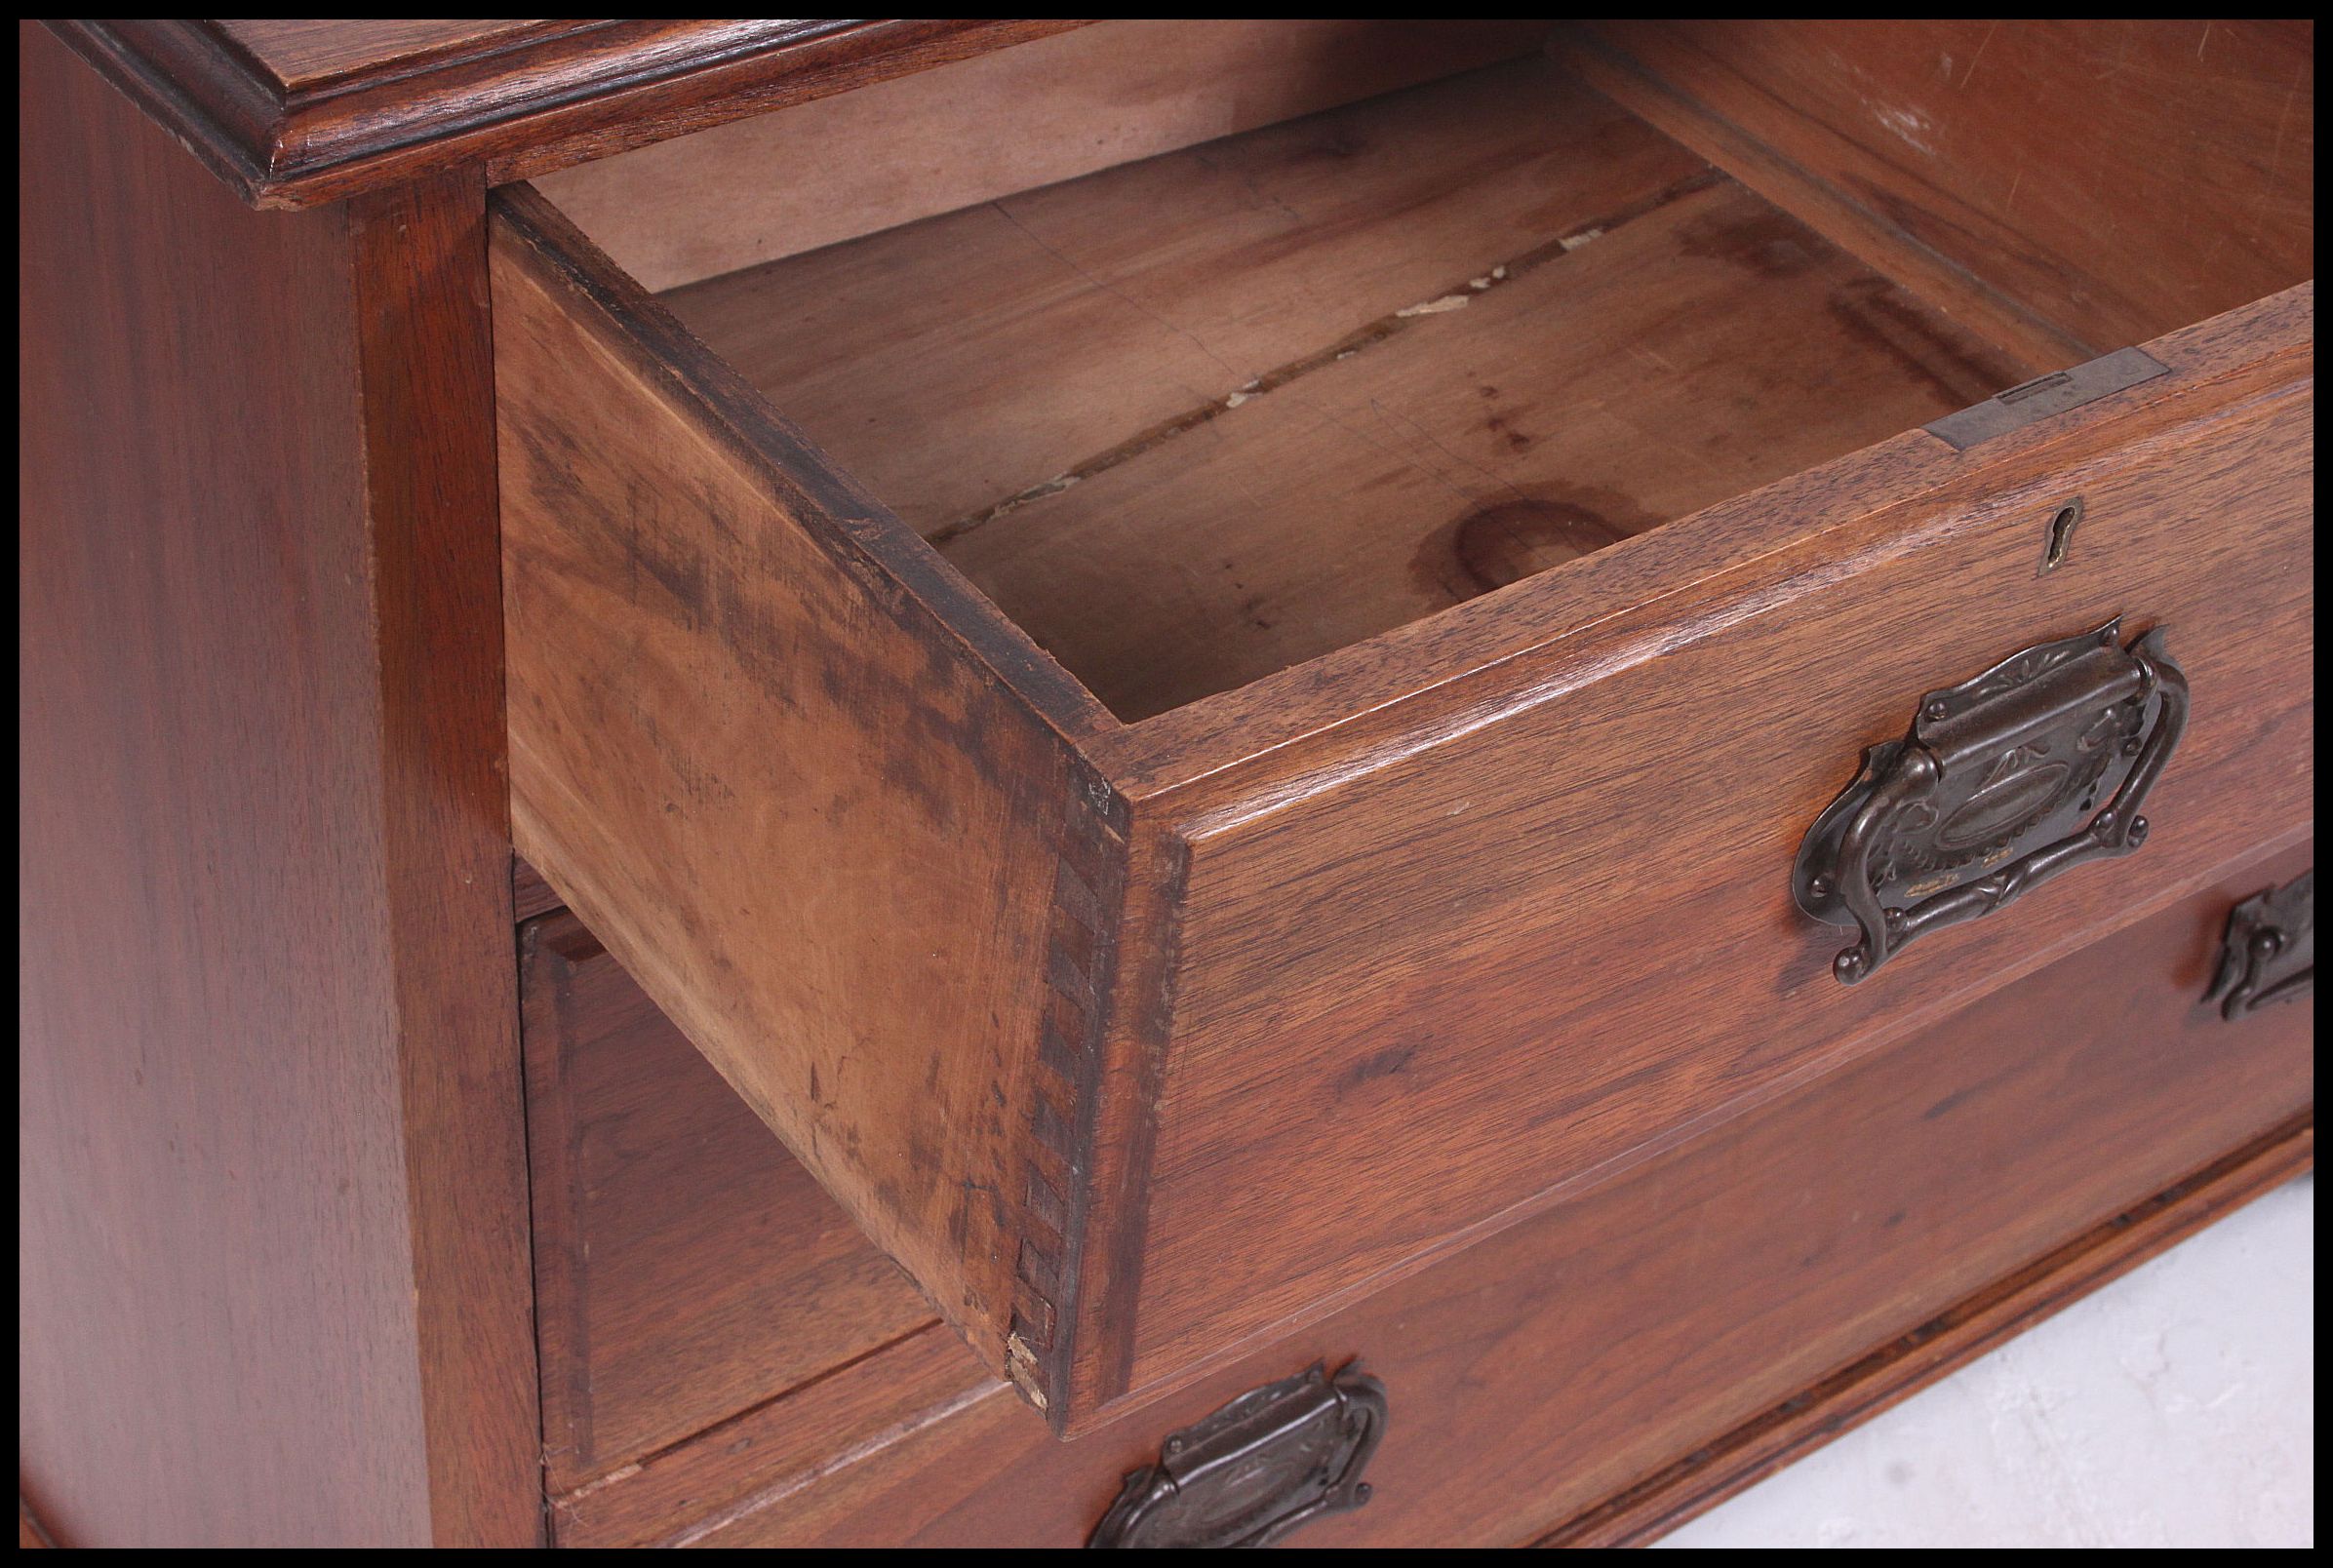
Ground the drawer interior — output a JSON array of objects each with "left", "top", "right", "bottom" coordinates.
[
  {"left": 544, "top": 48, "right": 2049, "bottom": 723},
  {"left": 656, "top": 59, "right": 2036, "bottom": 722},
  {"left": 532, "top": 21, "right": 2312, "bottom": 725}
]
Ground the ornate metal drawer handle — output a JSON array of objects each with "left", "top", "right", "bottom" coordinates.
[
  {"left": 2206, "top": 872, "right": 2314, "bottom": 1020},
  {"left": 1793, "top": 617, "right": 2188, "bottom": 985},
  {"left": 1087, "top": 1361, "right": 1387, "bottom": 1548}
]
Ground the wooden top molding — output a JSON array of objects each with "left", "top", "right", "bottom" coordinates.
[
  {"left": 46, "top": 19, "right": 1090, "bottom": 210},
  {"left": 209, "top": 20, "right": 572, "bottom": 93}
]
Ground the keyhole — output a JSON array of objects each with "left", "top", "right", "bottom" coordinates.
[{"left": 2040, "top": 497, "right": 2084, "bottom": 572}]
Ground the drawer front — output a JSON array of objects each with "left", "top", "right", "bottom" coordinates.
[
  {"left": 1118, "top": 304, "right": 2313, "bottom": 1411},
  {"left": 494, "top": 162, "right": 2311, "bottom": 1434},
  {"left": 550, "top": 844, "right": 2313, "bottom": 1546}
]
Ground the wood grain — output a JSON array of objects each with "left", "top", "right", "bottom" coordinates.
[
  {"left": 209, "top": 20, "right": 575, "bottom": 93},
  {"left": 493, "top": 182, "right": 1124, "bottom": 1404},
  {"left": 1543, "top": 1111, "right": 2317, "bottom": 1547},
  {"left": 668, "top": 58, "right": 2032, "bottom": 719},
  {"left": 47, "top": 19, "right": 1087, "bottom": 210},
  {"left": 1563, "top": 20, "right": 2314, "bottom": 360},
  {"left": 30, "top": 17, "right": 2314, "bottom": 1540},
  {"left": 520, "top": 911, "right": 938, "bottom": 1490},
  {"left": 553, "top": 1326, "right": 1005, "bottom": 1548},
  {"left": 936, "top": 179, "right": 2023, "bottom": 719},
  {"left": 1110, "top": 314, "right": 2314, "bottom": 1415},
  {"left": 548, "top": 20, "right": 1555, "bottom": 294},
  {"left": 1095, "top": 285, "right": 2312, "bottom": 796},
  {"left": 19, "top": 24, "right": 536, "bottom": 1548},
  {"left": 665, "top": 59, "right": 1710, "bottom": 542},
  {"left": 510, "top": 146, "right": 2305, "bottom": 1430},
  {"left": 1548, "top": 33, "right": 2091, "bottom": 376},
  {"left": 549, "top": 843, "right": 2313, "bottom": 1545},
  {"left": 344, "top": 163, "right": 543, "bottom": 1551}
]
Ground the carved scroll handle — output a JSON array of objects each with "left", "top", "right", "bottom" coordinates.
[{"left": 1793, "top": 617, "right": 2187, "bottom": 985}]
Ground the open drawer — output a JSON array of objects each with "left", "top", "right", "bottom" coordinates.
[{"left": 492, "top": 20, "right": 2314, "bottom": 1433}]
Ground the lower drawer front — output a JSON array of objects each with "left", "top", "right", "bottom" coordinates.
[{"left": 545, "top": 839, "right": 2313, "bottom": 1547}]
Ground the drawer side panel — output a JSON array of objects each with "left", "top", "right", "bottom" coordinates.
[
  {"left": 491, "top": 185, "right": 1124, "bottom": 1388},
  {"left": 1567, "top": 20, "right": 2314, "bottom": 361}
]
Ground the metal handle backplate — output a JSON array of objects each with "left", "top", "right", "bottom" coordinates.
[
  {"left": 1087, "top": 1361, "right": 1387, "bottom": 1548},
  {"left": 1793, "top": 617, "right": 2188, "bottom": 985},
  {"left": 2206, "top": 872, "right": 2314, "bottom": 1019}
]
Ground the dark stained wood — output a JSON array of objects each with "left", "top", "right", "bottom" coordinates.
[
  {"left": 548, "top": 842, "right": 2313, "bottom": 1545},
  {"left": 31, "top": 15, "right": 2313, "bottom": 1545},
  {"left": 1563, "top": 20, "right": 2314, "bottom": 361},
  {"left": 1106, "top": 295, "right": 2313, "bottom": 1418},
  {"left": 511, "top": 854, "right": 563, "bottom": 922},
  {"left": 668, "top": 58, "right": 2033, "bottom": 718},
  {"left": 210, "top": 20, "right": 571, "bottom": 92},
  {"left": 492, "top": 181, "right": 1125, "bottom": 1407},
  {"left": 520, "top": 910, "right": 938, "bottom": 1490},
  {"left": 20, "top": 22, "right": 537, "bottom": 1549},
  {"left": 47, "top": 20, "right": 1088, "bottom": 211},
  {"left": 1547, "top": 43, "right": 2089, "bottom": 376},
  {"left": 548, "top": 20, "right": 1557, "bottom": 294},
  {"left": 346, "top": 164, "right": 544, "bottom": 1548}
]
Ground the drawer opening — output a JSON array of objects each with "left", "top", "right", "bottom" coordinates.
[
  {"left": 494, "top": 19, "right": 2313, "bottom": 1433},
  {"left": 548, "top": 52, "right": 2036, "bottom": 723}
]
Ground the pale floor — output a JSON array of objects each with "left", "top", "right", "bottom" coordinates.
[{"left": 1658, "top": 1174, "right": 2314, "bottom": 1548}]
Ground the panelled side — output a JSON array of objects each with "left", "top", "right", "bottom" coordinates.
[
  {"left": 20, "top": 23, "right": 536, "bottom": 1546},
  {"left": 490, "top": 185, "right": 1127, "bottom": 1393}
]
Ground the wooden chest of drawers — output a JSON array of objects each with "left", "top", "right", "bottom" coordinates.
[{"left": 20, "top": 19, "right": 2314, "bottom": 1548}]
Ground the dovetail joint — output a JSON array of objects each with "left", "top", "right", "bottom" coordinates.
[{"left": 1007, "top": 770, "right": 1128, "bottom": 1408}]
